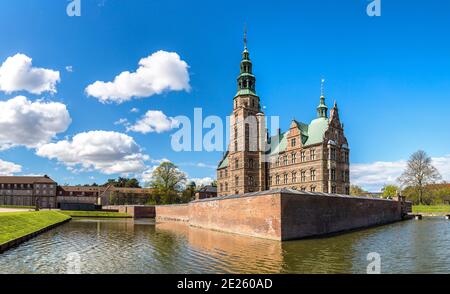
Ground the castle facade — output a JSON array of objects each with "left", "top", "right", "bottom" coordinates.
[{"left": 217, "top": 40, "right": 350, "bottom": 196}]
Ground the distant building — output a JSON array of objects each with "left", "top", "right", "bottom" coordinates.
[
  {"left": 217, "top": 34, "right": 350, "bottom": 196},
  {"left": 0, "top": 175, "right": 57, "bottom": 208},
  {"left": 0, "top": 175, "right": 156, "bottom": 208},
  {"left": 195, "top": 186, "right": 218, "bottom": 200}
]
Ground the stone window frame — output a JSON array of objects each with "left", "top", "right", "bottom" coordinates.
[
  {"left": 283, "top": 174, "right": 288, "bottom": 184},
  {"left": 291, "top": 137, "right": 296, "bottom": 148},
  {"left": 275, "top": 175, "right": 280, "bottom": 185},
  {"left": 291, "top": 152, "right": 296, "bottom": 164},
  {"left": 330, "top": 168, "right": 336, "bottom": 181},
  {"left": 311, "top": 149, "right": 316, "bottom": 161},
  {"left": 301, "top": 170, "right": 306, "bottom": 182},
  {"left": 301, "top": 151, "right": 306, "bottom": 162},
  {"left": 292, "top": 171, "right": 297, "bottom": 183},
  {"left": 310, "top": 169, "right": 316, "bottom": 181}
]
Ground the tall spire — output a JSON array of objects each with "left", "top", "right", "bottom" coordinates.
[
  {"left": 236, "top": 26, "right": 256, "bottom": 97},
  {"left": 317, "top": 78, "right": 328, "bottom": 118},
  {"left": 321, "top": 78, "right": 325, "bottom": 97},
  {"left": 243, "top": 24, "right": 247, "bottom": 50}
]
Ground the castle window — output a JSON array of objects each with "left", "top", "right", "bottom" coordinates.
[
  {"left": 301, "top": 171, "right": 306, "bottom": 182},
  {"left": 225, "top": 182, "right": 228, "bottom": 191},
  {"left": 291, "top": 153, "right": 296, "bottom": 164},
  {"left": 234, "top": 127, "right": 238, "bottom": 140},
  {"left": 235, "top": 141, "right": 238, "bottom": 152},
  {"left": 292, "top": 172, "right": 297, "bottom": 183},
  {"left": 311, "top": 186, "right": 316, "bottom": 192},
  {"left": 269, "top": 176, "right": 273, "bottom": 185},
  {"left": 249, "top": 159, "right": 254, "bottom": 169},
  {"left": 235, "top": 176, "right": 239, "bottom": 186},
  {"left": 330, "top": 148, "right": 336, "bottom": 160},
  {"left": 220, "top": 171, "right": 223, "bottom": 178},
  {"left": 301, "top": 186, "right": 306, "bottom": 191},
  {"left": 235, "top": 159, "right": 239, "bottom": 169},
  {"left": 251, "top": 99, "right": 255, "bottom": 108},
  {"left": 283, "top": 174, "right": 288, "bottom": 184},
  {"left": 331, "top": 186, "right": 337, "bottom": 194},
  {"left": 276, "top": 175, "right": 280, "bottom": 185},
  {"left": 248, "top": 176, "right": 254, "bottom": 186},
  {"left": 311, "top": 149, "right": 316, "bottom": 161},
  {"left": 276, "top": 157, "right": 280, "bottom": 167},
  {"left": 283, "top": 155, "right": 288, "bottom": 165},
  {"left": 311, "top": 169, "right": 316, "bottom": 181},
  {"left": 225, "top": 169, "right": 228, "bottom": 177},
  {"left": 220, "top": 184, "right": 223, "bottom": 192},
  {"left": 291, "top": 138, "right": 296, "bottom": 147},
  {"left": 301, "top": 151, "right": 306, "bottom": 162},
  {"left": 345, "top": 186, "right": 350, "bottom": 195},
  {"left": 331, "top": 168, "right": 336, "bottom": 181}
]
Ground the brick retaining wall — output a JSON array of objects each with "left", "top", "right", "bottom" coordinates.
[{"left": 155, "top": 189, "right": 411, "bottom": 241}]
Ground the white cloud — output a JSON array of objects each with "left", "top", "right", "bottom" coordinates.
[
  {"left": 65, "top": 66, "right": 73, "bottom": 73},
  {"left": 126, "top": 110, "right": 179, "bottom": 134},
  {"left": 114, "top": 118, "right": 129, "bottom": 126},
  {"left": 351, "top": 154, "right": 450, "bottom": 192},
  {"left": 130, "top": 107, "right": 139, "bottom": 113},
  {"left": 188, "top": 177, "right": 214, "bottom": 187},
  {"left": 0, "top": 96, "right": 71, "bottom": 150},
  {"left": 0, "top": 53, "right": 60, "bottom": 94},
  {"left": 85, "top": 51, "right": 190, "bottom": 103},
  {"left": 0, "top": 159, "right": 22, "bottom": 175},
  {"left": 36, "top": 131, "right": 149, "bottom": 175}
]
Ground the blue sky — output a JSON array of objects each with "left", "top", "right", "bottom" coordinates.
[{"left": 0, "top": 0, "right": 449, "bottom": 191}]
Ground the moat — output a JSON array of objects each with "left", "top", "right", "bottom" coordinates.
[{"left": 1, "top": 217, "right": 450, "bottom": 274}]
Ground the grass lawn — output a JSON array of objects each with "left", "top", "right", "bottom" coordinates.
[
  {"left": 412, "top": 205, "right": 450, "bottom": 215},
  {"left": 59, "top": 210, "right": 132, "bottom": 218},
  {"left": 0, "top": 205, "right": 34, "bottom": 209},
  {"left": 0, "top": 211, "right": 71, "bottom": 245}
]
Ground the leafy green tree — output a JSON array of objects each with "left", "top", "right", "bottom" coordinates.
[
  {"left": 350, "top": 185, "right": 368, "bottom": 196},
  {"left": 382, "top": 185, "right": 400, "bottom": 199},
  {"left": 398, "top": 150, "right": 442, "bottom": 204},
  {"left": 150, "top": 162, "right": 186, "bottom": 204},
  {"left": 125, "top": 178, "right": 141, "bottom": 188}
]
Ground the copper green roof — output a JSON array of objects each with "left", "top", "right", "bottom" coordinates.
[
  {"left": 235, "top": 89, "right": 257, "bottom": 97},
  {"left": 218, "top": 151, "right": 229, "bottom": 169},
  {"left": 267, "top": 118, "right": 329, "bottom": 156},
  {"left": 303, "top": 117, "right": 329, "bottom": 146}
]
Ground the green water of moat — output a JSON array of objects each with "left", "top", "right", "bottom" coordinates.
[{"left": 1, "top": 217, "right": 449, "bottom": 274}]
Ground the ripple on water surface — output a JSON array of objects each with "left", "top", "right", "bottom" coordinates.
[{"left": 1, "top": 217, "right": 450, "bottom": 274}]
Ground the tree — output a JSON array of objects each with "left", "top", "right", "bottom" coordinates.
[
  {"left": 103, "top": 177, "right": 141, "bottom": 188},
  {"left": 398, "top": 150, "right": 442, "bottom": 204},
  {"left": 350, "top": 185, "right": 368, "bottom": 196},
  {"left": 211, "top": 180, "right": 218, "bottom": 187},
  {"left": 125, "top": 178, "right": 140, "bottom": 188},
  {"left": 382, "top": 185, "right": 399, "bottom": 199},
  {"left": 150, "top": 162, "right": 186, "bottom": 204}
]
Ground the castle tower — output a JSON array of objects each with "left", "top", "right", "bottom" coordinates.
[{"left": 217, "top": 29, "right": 267, "bottom": 195}]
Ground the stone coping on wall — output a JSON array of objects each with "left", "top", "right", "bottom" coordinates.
[{"left": 191, "top": 188, "right": 404, "bottom": 204}]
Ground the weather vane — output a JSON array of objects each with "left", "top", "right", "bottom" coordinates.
[
  {"left": 321, "top": 78, "right": 325, "bottom": 97},
  {"left": 244, "top": 24, "right": 247, "bottom": 49}
]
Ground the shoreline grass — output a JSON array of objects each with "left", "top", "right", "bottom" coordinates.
[
  {"left": 412, "top": 205, "right": 450, "bottom": 215},
  {"left": 0, "top": 211, "right": 71, "bottom": 246},
  {"left": 59, "top": 210, "right": 132, "bottom": 218},
  {"left": 0, "top": 205, "right": 34, "bottom": 209}
]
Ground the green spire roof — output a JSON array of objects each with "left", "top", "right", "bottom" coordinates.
[{"left": 236, "top": 29, "right": 256, "bottom": 97}]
